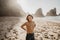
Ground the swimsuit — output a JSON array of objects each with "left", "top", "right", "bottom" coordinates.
[{"left": 26, "top": 33, "right": 35, "bottom": 40}]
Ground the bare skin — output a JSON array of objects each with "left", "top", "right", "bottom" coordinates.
[{"left": 21, "top": 21, "right": 36, "bottom": 34}]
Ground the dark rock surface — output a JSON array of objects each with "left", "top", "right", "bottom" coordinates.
[
  {"left": 34, "top": 8, "right": 44, "bottom": 17},
  {"left": 46, "top": 8, "right": 57, "bottom": 16}
]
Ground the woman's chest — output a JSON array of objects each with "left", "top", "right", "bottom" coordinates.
[{"left": 26, "top": 22, "right": 34, "bottom": 27}]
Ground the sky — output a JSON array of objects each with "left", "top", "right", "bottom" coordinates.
[{"left": 17, "top": 0, "right": 60, "bottom": 15}]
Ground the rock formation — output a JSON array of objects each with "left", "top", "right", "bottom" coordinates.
[
  {"left": 58, "top": 13, "right": 60, "bottom": 16},
  {"left": 46, "top": 8, "right": 57, "bottom": 16},
  {"left": 0, "top": 0, "right": 26, "bottom": 17},
  {"left": 34, "top": 8, "right": 44, "bottom": 17}
]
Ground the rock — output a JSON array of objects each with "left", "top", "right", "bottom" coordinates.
[
  {"left": 0, "top": 17, "right": 21, "bottom": 40},
  {"left": 58, "top": 13, "right": 60, "bottom": 16},
  {"left": 46, "top": 8, "right": 57, "bottom": 16},
  {"left": 0, "top": 0, "right": 26, "bottom": 17},
  {"left": 34, "top": 8, "right": 44, "bottom": 17}
]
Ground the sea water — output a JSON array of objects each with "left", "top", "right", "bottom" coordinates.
[{"left": 34, "top": 16, "right": 60, "bottom": 23}]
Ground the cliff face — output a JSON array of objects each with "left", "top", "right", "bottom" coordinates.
[
  {"left": 34, "top": 8, "right": 44, "bottom": 17},
  {"left": 0, "top": 0, "right": 26, "bottom": 17},
  {"left": 46, "top": 8, "right": 57, "bottom": 16}
]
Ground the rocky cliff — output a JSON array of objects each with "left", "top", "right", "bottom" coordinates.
[{"left": 0, "top": 0, "right": 26, "bottom": 17}]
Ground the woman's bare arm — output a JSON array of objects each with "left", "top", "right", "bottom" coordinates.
[
  {"left": 21, "top": 22, "right": 26, "bottom": 31},
  {"left": 33, "top": 21, "right": 36, "bottom": 27},
  {"left": 34, "top": 23, "right": 36, "bottom": 27}
]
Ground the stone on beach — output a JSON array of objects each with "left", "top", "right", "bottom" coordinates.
[{"left": 0, "top": 17, "right": 60, "bottom": 40}]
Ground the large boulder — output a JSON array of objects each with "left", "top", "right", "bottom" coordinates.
[
  {"left": 0, "top": 0, "right": 26, "bottom": 17},
  {"left": 46, "top": 8, "right": 57, "bottom": 16},
  {"left": 34, "top": 8, "right": 44, "bottom": 17}
]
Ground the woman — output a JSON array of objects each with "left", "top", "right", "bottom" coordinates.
[{"left": 21, "top": 14, "right": 36, "bottom": 40}]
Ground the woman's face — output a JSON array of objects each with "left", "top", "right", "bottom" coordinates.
[{"left": 27, "top": 16, "right": 33, "bottom": 22}]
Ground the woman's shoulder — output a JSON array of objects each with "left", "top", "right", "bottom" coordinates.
[{"left": 25, "top": 21, "right": 28, "bottom": 24}]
